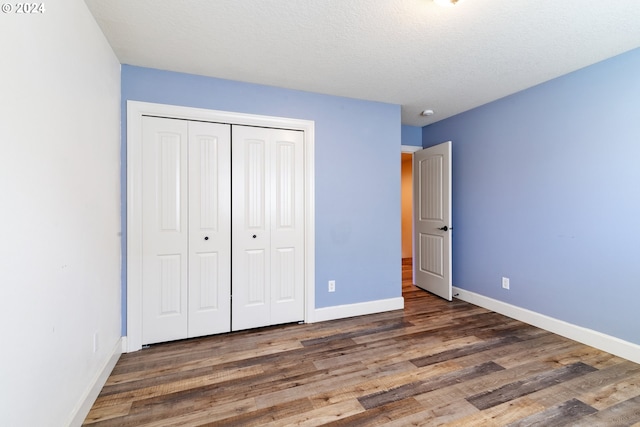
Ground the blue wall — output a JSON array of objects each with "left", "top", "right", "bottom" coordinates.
[
  {"left": 121, "top": 66, "right": 402, "bottom": 334},
  {"left": 422, "top": 48, "right": 640, "bottom": 345},
  {"left": 401, "top": 125, "right": 422, "bottom": 147}
]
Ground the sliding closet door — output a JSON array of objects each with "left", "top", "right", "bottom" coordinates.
[
  {"left": 231, "top": 125, "right": 305, "bottom": 331},
  {"left": 187, "top": 121, "right": 231, "bottom": 337}
]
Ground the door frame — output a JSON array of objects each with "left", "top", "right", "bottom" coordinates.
[
  {"left": 401, "top": 145, "right": 422, "bottom": 284},
  {"left": 126, "top": 101, "right": 316, "bottom": 352}
]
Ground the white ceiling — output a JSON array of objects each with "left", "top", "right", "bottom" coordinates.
[{"left": 85, "top": 0, "right": 640, "bottom": 126}]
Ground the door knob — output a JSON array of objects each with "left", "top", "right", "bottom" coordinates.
[
  {"left": 204, "top": 236, "right": 209, "bottom": 240},
  {"left": 252, "top": 235, "right": 257, "bottom": 239},
  {"left": 438, "top": 226, "right": 452, "bottom": 231}
]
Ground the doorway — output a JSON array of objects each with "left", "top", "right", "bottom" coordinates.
[
  {"left": 401, "top": 145, "right": 422, "bottom": 284},
  {"left": 401, "top": 152, "right": 413, "bottom": 282}
]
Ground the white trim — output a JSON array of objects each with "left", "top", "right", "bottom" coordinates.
[
  {"left": 126, "top": 101, "right": 315, "bottom": 352},
  {"left": 314, "top": 297, "right": 404, "bottom": 323},
  {"left": 68, "top": 338, "right": 122, "bottom": 427},
  {"left": 453, "top": 286, "right": 640, "bottom": 364},
  {"left": 401, "top": 144, "right": 422, "bottom": 153}
]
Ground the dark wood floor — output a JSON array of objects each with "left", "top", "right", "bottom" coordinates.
[{"left": 84, "top": 260, "right": 640, "bottom": 426}]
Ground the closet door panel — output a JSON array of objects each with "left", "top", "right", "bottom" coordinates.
[
  {"left": 231, "top": 127, "right": 271, "bottom": 331},
  {"left": 141, "top": 117, "right": 189, "bottom": 345},
  {"left": 270, "top": 131, "right": 305, "bottom": 324},
  {"left": 246, "top": 140, "right": 266, "bottom": 229},
  {"left": 188, "top": 121, "right": 231, "bottom": 337},
  {"left": 246, "top": 249, "right": 267, "bottom": 304}
]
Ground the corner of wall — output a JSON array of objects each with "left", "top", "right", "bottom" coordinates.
[
  {"left": 453, "top": 286, "right": 640, "bottom": 365},
  {"left": 68, "top": 338, "right": 122, "bottom": 427}
]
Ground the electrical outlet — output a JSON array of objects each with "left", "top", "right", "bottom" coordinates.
[
  {"left": 328, "top": 280, "right": 336, "bottom": 292},
  {"left": 502, "top": 277, "right": 510, "bottom": 290}
]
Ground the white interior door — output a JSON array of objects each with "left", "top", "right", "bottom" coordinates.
[
  {"left": 187, "top": 121, "right": 231, "bottom": 337},
  {"left": 231, "top": 125, "right": 305, "bottom": 331},
  {"left": 413, "top": 141, "right": 452, "bottom": 301},
  {"left": 141, "top": 116, "right": 189, "bottom": 344}
]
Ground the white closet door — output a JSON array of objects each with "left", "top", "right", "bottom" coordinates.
[
  {"left": 141, "top": 117, "right": 189, "bottom": 344},
  {"left": 270, "top": 129, "right": 305, "bottom": 325},
  {"left": 231, "top": 126, "right": 304, "bottom": 330},
  {"left": 187, "top": 121, "right": 231, "bottom": 337}
]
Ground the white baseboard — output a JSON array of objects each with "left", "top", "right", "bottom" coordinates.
[
  {"left": 453, "top": 286, "right": 640, "bottom": 365},
  {"left": 68, "top": 337, "right": 122, "bottom": 427},
  {"left": 313, "top": 297, "right": 404, "bottom": 323}
]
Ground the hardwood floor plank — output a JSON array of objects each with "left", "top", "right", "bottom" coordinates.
[
  {"left": 91, "top": 365, "right": 263, "bottom": 408},
  {"left": 466, "top": 362, "right": 598, "bottom": 410},
  {"left": 309, "top": 361, "right": 462, "bottom": 409},
  {"left": 196, "top": 397, "right": 315, "bottom": 426},
  {"left": 542, "top": 342, "right": 628, "bottom": 370},
  {"left": 381, "top": 398, "right": 480, "bottom": 427},
  {"left": 260, "top": 400, "right": 365, "bottom": 427},
  {"left": 410, "top": 335, "right": 522, "bottom": 367},
  {"left": 413, "top": 360, "right": 559, "bottom": 409},
  {"left": 450, "top": 332, "right": 568, "bottom": 369},
  {"left": 505, "top": 398, "right": 597, "bottom": 427},
  {"left": 580, "top": 367, "right": 640, "bottom": 410},
  {"left": 106, "top": 337, "right": 304, "bottom": 386},
  {"left": 82, "top": 402, "right": 132, "bottom": 424},
  {"left": 572, "top": 394, "right": 640, "bottom": 426},
  {"left": 310, "top": 336, "right": 416, "bottom": 371},
  {"left": 440, "top": 396, "right": 546, "bottom": 427},
  {"left": 301, "top": 320, "right": 414, "bottom": 347},
  {"left": 491, "top": 335, "right": 585, "bottom": 369},
  {"left": 358, "top": 361, "right": 504, "bottom": 409},
  {"left": 460, "top": 360, "right": 640, "bottom": 426},
  {"left": 253, "top": 363, "right": 374, "bottom": 409},
  {"left": 320, "top": 398, "right": 425, "bottom": 426},
  {"left": 123, "top": 397, "right": 257, "bottom": 427}
]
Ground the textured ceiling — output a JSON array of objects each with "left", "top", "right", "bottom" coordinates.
[{"left": 85, "top": 0, "right": 640, "bottom": 126}]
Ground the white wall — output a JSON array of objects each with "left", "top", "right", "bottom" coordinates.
[{"left": 0, "top": 2, "right": 121, "bottom": 426}]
